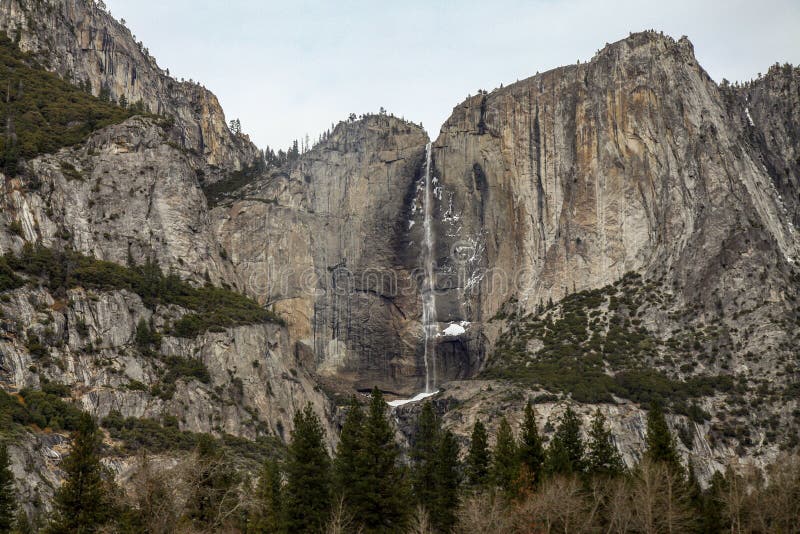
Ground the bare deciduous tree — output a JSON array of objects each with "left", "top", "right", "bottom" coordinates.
[
  {"left": 602, "top": 477, "right": 636, "bottom": 534},
  {"left": 514, "top": 475, "right": 597, "bottom": 533},
  {"left": 326, "top": 496, "right": 361, "bottom": 534},
  {"left": 629, "top": 459, "right": 694, "bottom": 534},
  {"left": 455, "top": 492, "right": 513, "bottom": 534},
  {"left": 748, "top": 454, "right": 800, "bottom": 533},
  {"left": 406, "top": 505, "right": 434, "bottom": 534}
]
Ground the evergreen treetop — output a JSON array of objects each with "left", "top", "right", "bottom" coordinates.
[
  {"left": 251, "top": 458, "right": 284, "bottom": 533},
  {"left": 284, "top": 404, "right": 331, "bottom": 533},
  {"left": 586, "top": 409, "right": 625, "bottom": 477},
  {"left": 545, "top": 406, "right": 585, "bottom": 476},
  {"left": 466, "top": 419, "right": 490, "bottom": 487},
  {"left": 518, "top": 402, "right": 545, "bottom": 487},
  {"left": 333, "top": 395, "right": 366, "bottom": 512},
  {"left": 352, "top": 388, "right": 410, "bottom": 532},
  {"left": 644, "top": 402, "right": 682, "bottom": 472},
  {"left": 491, "top": 417, "right": 520, "bottom": 493},
  {"left": 46, "top": 413, "right": 112, "bottom": 534},
  {"left": 430, "top": 430, "right": 461, "bottom": 533},
  {"left": 410, "top": 402, "right": 439, "bottom": 507}
]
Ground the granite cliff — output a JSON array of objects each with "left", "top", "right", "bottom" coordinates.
[{"left": 0, "top": 0, "right": 798, "bottom": 516}]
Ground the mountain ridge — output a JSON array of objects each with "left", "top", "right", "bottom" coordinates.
[{"left": 0, "top": 1, "right": 798, "bottom": 519}]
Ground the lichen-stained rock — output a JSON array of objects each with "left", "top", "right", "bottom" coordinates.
[{"left": 0, "top": 0, "right": 259, "bottom": 170}]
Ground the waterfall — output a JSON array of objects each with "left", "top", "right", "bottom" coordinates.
[
  {"left": 387, "top": 142, "right": 439, "bottom": 408},
  {"left": 421, "top": 142, "right": 437, "bottom": 393}
]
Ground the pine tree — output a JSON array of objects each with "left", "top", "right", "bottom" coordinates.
[
  {"left": 644, "top": 402, "right": 682, "bottom": 472},
  {"left": 355, "top": 387, "right": 410, "bottom": 532},
  {"left": 284, "top": 404, "right": 331, "bottom": 533},
  {"left": 251, "top": 458, "right": 284, "bottom": 533},
  {"left": 545, "top": 406, "right": 585, "bottom": 476},
  {"left": 0, "top": 442, "right": 16, "bottom": 533},
  {"left": 430, "top": 430, "right": 461, "bottom": 533},
  {"left": 332, "top": 396, "right": 366, "bottom": 514},
  {"left": 698, "top": 469, "right": 726, "bottom": 532},
  {"left": 586, "top": 409, "right": 624, "bottom": 477},
  {"left": 47, "top": 413, "right": 111, "bottom": 533},
  {"left": 410, "top": 402, "right": 439, "bottom": 509},
  {"left": 518, "top": 402, "right": 545, "bottom": 487},
  {"left": 466, "top": 420, "right": 490, "bottom": 487},
  {"left": 491, "top": 417, "right": 519, "bottom": 493}
]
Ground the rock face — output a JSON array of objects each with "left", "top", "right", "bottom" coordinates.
[
  {"left": 0, "top": 0, "right": 258, "bottom": 170},
  {"left": 0, "top": 116, "right": 237, "bottom": 284},
  {"left": 432, "top": 32, "right": 798, "bottom": 327},
  {"left": 214, "top": 116, "right": 438, "bottom": 394},
  {"left": 0, "top": 0, "right": 335, "bottom": 512},
  {"left": 1, "top": 0, "right": 799, "bottom": 504},
  {"left": 0, "top": 282, "right": 333, "bottom": 441},
  {"left": 417, "top": 32, "right": 800, "bottom": 477},
  {"left": 724, "top": 64, "right": 800, "bottom": 228}
]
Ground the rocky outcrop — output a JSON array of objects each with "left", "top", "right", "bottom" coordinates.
[
  {"left": 392, "top": 379, "right": 768, "bottom": 485},
  {"left": 724, "top": 64, "right": 800, "bottom": 228},
  {"left": 0, "top": 116, "right": 237, "bottom": 284},
  {"left": 0, "top": 284, "right": 332, "bottom": 442},
  {"left": 406, "top": 32, "right": 800, "bottom": 476},
  {"left": 0, "top": 0, "right": 259, "bottom": 170},
  {"left": 431, "top": 32, "right": 799, "bottom": 350},
  {"left": 213, "top": 116, "right": 442, "bottom": 394}
]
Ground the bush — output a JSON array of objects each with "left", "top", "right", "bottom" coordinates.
[
  {"left": 135, "top": 318, "right": 161, "bottom": 351},
  {"left": 7, "top": 220, "right": 22, "bottom": 237},
  {"left": 59, "top": 162, "right": 84, "bottom": 181},
  {"left": 25, "top": 332, "right": 49, "bottom": 359},
  {"left": 0, "top": 388, "right": 83, "bottom": 432},
  {"left": 162, "top": 355, "right": 211, "bottom": 385},
  {"left": 0, "top": 257, "right": 22, "bottom": 291},
  {"left": 202, "top": 159, "right": 267, "bottom": 208},
  {"left": 149, "top": 355, "right": 211, "bottom": 401},
  {"left": 485, "top": 272, "right": 735, "bottom": 408},
  {"left": 100, "top": 411, "right": 284, "bottom": 462},
  {"left": 41, "top": 381, "right": 71, "bottom": 397}
]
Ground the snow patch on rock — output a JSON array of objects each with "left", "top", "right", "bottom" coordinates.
[
  {"left": 387, "top": 390, "right": 438, "bottom": 407},
  {"left": 438, "top": 321, "right": 470, "bottom": 337}
]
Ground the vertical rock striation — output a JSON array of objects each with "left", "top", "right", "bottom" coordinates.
[
  {"left": 214, "top": 115, "right": 434, "bottom": 393},
  {"left": 433, "top": 32, "right": 799, "bottom": 347}
]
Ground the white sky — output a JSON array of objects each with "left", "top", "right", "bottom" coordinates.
[{"left": 105, "top": 0, "right": 800, "bottom": 151}]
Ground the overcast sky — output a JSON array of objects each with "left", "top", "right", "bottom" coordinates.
[{"left": 105, "top": 0, "right": 800, "bottom": 151}]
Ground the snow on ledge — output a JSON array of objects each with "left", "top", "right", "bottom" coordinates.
[
  {"left": 438, "top": 321, "right": 470, "bottom": 337},
  {"left": 387, "top": 390, "right": 439, "bottom": 407}
]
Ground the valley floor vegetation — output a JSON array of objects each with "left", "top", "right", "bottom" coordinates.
[{"left": 1, "top": 392, "right": 798, "bottom": 533}]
